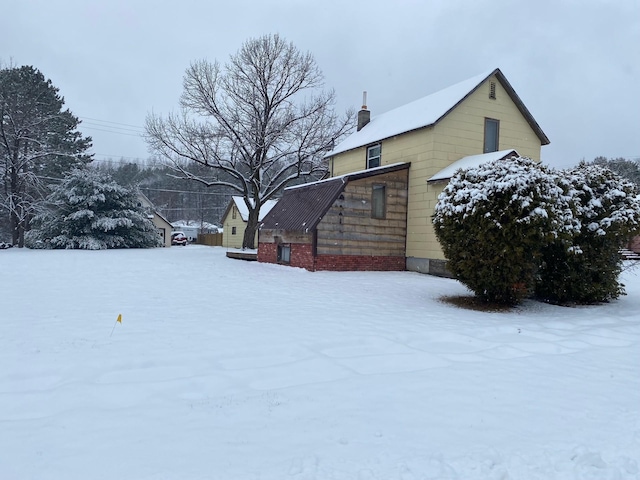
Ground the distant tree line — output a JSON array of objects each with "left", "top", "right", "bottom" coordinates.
[
  {"left": 589, "top": 156, "right": 640, "bottom": 185},
  {"left": 91, "top": 159, "right": 235, "bottom": 226}
]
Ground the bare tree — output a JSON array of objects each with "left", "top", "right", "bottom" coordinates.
[{"left": 145, "top": 34, "right": 354, "bottom": 248}]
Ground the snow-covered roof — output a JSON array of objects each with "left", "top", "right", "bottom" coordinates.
[
  {"left": 231, "top": 196, "right": 279, "bottom": 222},
  {"left": 326, "top": 69, "right": 496, "bottom": 157},
  {"left": 429, "top": 149, "right": 519, "bottom": 182},
  {"left": 325, "top": 68, "right": 549, "bottom": 158}
]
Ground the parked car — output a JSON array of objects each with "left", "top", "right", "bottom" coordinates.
[{"left": 171, "top": 231, "right": 188, "bottom": 246}]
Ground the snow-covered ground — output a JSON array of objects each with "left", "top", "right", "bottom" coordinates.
[{"left": 1, "top": 246, "right": 639, "bottom": 479}]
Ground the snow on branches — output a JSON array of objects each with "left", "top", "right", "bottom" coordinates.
[{"left": 433, "top": 157, "right": 640, "bottom": 304}]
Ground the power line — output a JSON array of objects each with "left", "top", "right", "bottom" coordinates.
[
  {"left": 142, "top": 187, "right": 233, "bottom": 196},
  {"left": 79, "top": 116, "right": 145, "bottom": 130},
  {"left": 81, "top": 125, "right": 143, "bottom": 137},
  {"left": 92, "top": 154, "right": 150, "bottom": 162},
  {"left": 82, "top": 122, "right": 144, "bottom": 134}
]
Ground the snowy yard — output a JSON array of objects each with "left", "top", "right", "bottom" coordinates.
[{"left": 1, "top": 246, "right": 639, "bottom": 479}]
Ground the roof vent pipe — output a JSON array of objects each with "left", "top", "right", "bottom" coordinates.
[{"left": 357, "top": 91, "right": 370, "bottom": 131}]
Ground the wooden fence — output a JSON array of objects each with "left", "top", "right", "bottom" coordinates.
[{"left": 197, "top": 233, "right": 223, "bottom": 246}]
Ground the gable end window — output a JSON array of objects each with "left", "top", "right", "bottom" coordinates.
[
  {"left": 367, "top": 144, "right": 381, "bottom": 169},
  {"left": 232, "top": 207, "right": 237, "bottom": 219},
  {"left": 277, "top": 244, "right": 291, "bottom": 264},
  {"left": 484, "top": 118, "right": 499, "bottom": 153},
  {"left": 489, "top": 81, "right": 496, "bottom": 99},
  {"left": 371, "top": 184, "right": 386, "bottom": 219}
]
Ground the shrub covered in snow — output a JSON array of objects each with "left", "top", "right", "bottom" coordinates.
[
  {"left": 536, "top": 163, "right": 640, "bottom": 303},
  {"left": 433, "top": 157, "right": 576, "bottom": 304},
  {"left": 26, "top": 169, "right": 162, "bottom": 250},
  {"left": 433, "top": 157, "right": 640, "bottom": 305}
]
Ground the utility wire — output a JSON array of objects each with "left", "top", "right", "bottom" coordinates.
[
  {"left": 81, "top": 126, "right": 143, "bottom": 137},
  {"left": 79, "top": 116, "right": 145, "bottom": 130},
  {"left": 142, "top": 187, "right": 232, "bottom": 196}
]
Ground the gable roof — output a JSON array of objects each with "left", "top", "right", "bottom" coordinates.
[
  {"left": 261, "top": 163, "right": 410, "bottom": 232},
  {"left": 222, "top": 196, "right": 279, "bottom": 223},
  {"left": 429, "top": 149, "right": 519, "bottom": 182},
  {"left": 325, "top": 68, "right": 549, "bottom": 158}
]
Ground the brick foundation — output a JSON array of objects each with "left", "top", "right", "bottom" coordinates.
[
  {"left": 259, "top": 242, "right": 405, "bottom": 272},
  {"left": 314, "top": 254, "right": 405, "bottom": 272}
]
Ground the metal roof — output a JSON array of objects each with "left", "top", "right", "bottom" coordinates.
[
  {"left": 261, "top": 163, "right": 411, "bottom": 232},
  {"left": 260, "top": 177, "right": 346, "bottom": 232}
]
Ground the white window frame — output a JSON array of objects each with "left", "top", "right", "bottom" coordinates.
[{"left": 367, "top": 144, "right": 381, "bottom": 169}]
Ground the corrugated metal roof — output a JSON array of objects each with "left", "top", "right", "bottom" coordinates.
[
  {"left": 261, "top": 163, "right": 411, "bottom": 232},
  {"left": 260, "top": 177, "right": 346, "bottom": 232}
]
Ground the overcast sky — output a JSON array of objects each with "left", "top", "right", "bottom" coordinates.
[{"left": 3, "top": 0, "right": 638, "bottom": 169}]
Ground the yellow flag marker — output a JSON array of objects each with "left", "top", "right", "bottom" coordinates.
[{"left": 110, "top": 314, "right": 122, "bottom": 337}]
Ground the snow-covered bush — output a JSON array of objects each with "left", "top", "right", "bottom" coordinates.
[
  {"left": 433, "top": 157, "right": 640, "bottom": 305},
  {"left": 433, "top": 157, "right": 575, "bottom": 304},
  {"left": 536, "top": 164, "right": 640, "bottom": 303},
  {"left": 26, "top": 169, "right": 162, "bottom": 250}
]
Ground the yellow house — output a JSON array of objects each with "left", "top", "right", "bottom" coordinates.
[
  {"left": 221, "top": 196, "right": 278, "bottom": 249},
  {"left": 325, "top": 68, "right": 550, "bottom": 275}
]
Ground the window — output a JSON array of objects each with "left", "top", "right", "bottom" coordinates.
[
  {"left": 277, "top": 244, "right": 291, "bottom": 264},
  {"left": 367, "top": 144, "right": 381, "bottom": 169},
  {"left": 371, "top": 184, "right": 386, "bottom": 219},
  {"left": 232, "top": 226, "right": 237, "bottom": 235},
  {"left": 232, "top": 207, "right": 237, "bottom": 219},
  {"left": 484, "top": 118, "right": 499, "bottom": 153},
  {"left": 489, "top": 81, "right": 496, "bottom": 99}
]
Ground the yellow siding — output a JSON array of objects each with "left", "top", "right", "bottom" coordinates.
[
  {"left": 329, "top": 74, "right": 544, "bottom": 266},
  {"left": 222, "top": 205, "right": 259, "bottom": 249}
]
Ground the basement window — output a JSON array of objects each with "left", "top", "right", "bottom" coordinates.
[
  {"left": 371, "top": 184, "right": 386, "bottom": 219},
  {"left": 367, "top": 144, "right": 381, "bottom": 169},
  {"left": 484, "top": 118, "right": 499, "bottom": 153},
  {"left": 277, "top": 244, "right": 291, "bottom": 264},
  {"left": 489, "top": 81, "right": 496, "bottom": 99}
]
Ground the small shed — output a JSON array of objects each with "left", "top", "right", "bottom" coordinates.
[{"left": 258, "top": 162, "right": 410, "bottom": 271}]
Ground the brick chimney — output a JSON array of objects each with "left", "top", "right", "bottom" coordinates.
[{"left": 357, "top": 91, "right": 370, "bottom": 131}]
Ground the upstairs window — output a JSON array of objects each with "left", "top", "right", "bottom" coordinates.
[
  {"left": 367, "top": 144, "right": 381, "bottom": 169},
  {"left": 232, "top": 207, "right": 237, "bottom": 219},
  {"left": 371, "top": 184, "right": 386, "bottom": 219},
  {"left": 484, "top": 118, "right": 499, "bottom": 153},
  {"left": 489, "top": 81, "right": 496, "bottom": 99}
]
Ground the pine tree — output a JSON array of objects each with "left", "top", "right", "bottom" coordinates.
[
  {"left": 0, "top": 65, "right": 92, "bottom": 246},
  {"left": 26, "top": 169, "right": 162, "bottom": 249}
]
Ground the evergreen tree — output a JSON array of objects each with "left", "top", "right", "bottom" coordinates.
[
  {"left": 536, "top": 164, "right": 640, "bottom": 303},
  {"left": 26, "top": 169, "right": 162, "bottom": 250},
  {"left": 433, "top": 158, "right": 576, "bottom": 305},
  {"left": 433, "top": 158, "right": 640, "bottom": 306},
  {"left": 0, "top": 65, "right": 92, "bottom": 246}
]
